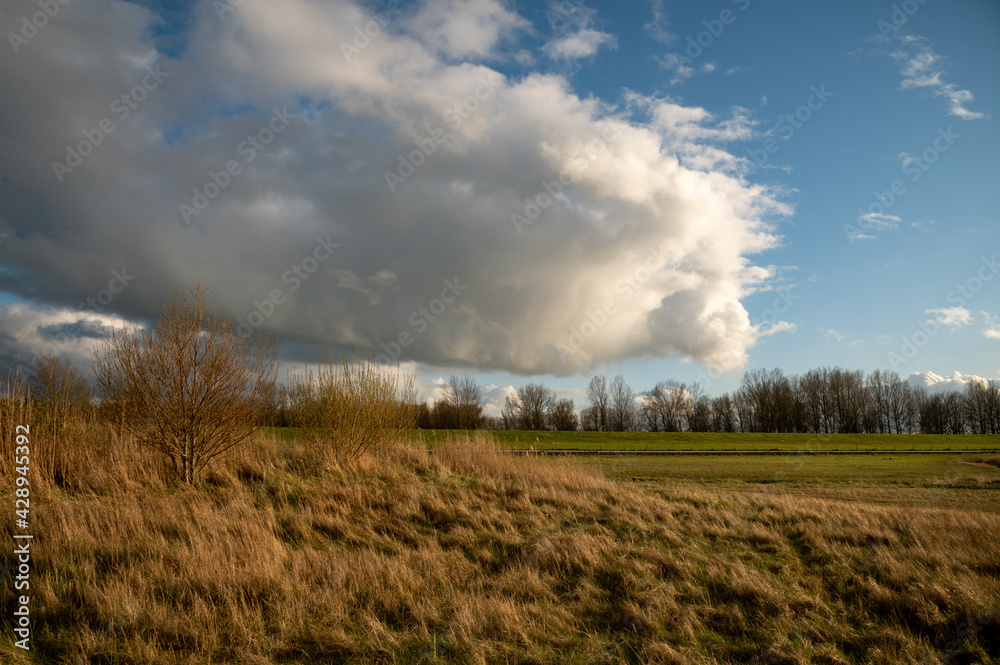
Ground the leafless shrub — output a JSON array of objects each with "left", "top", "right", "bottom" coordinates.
[
  {"left": 92, "top": 285, "right": 277, "bottom": 484},
  {"left": 286, "top": 347, "right": 417, "bottom": 461},
  {"left": 29, "top": 354, "right": 92, "bottom": 422}
]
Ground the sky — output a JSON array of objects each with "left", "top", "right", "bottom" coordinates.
[{"left": 0, "top": 0, "right": 998, "bottom": 416}]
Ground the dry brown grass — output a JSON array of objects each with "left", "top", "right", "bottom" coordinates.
[
  {"left": 2, "top": 427, "right": 999, "bottom": 664},
  {"left": 1, "top": 366, "right": 167, "bottom": 492}
]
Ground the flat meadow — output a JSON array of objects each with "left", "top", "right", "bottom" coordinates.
[{"left": 408, "top": 429, "right": 1000, "bottom": 453}]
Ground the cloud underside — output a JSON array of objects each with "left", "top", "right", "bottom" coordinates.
[{"left": 0, "top": 0, "right": 786, "bottom": 376}]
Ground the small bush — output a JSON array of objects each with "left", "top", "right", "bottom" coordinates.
[{"left": 286, "top": 348, "right": 417, "bottom": 461}]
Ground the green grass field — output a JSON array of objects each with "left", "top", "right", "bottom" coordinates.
[
  {"left": 403, "top": 428, "right": 1000, "bottom": 451},
  {"left": 590, "top": 452, "right": 999, "bottom": 483},
  {"left": 585, "top": 452, "right": 1000, "bottom": 511}
]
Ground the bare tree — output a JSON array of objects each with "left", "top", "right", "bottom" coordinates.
[
  {"left": 798, "top": 368, "right": 828, "bottom": 434},
  {"left": 710, "top": 393, "right": 736, "bottom": 433},
  {"left": 449, "top": 374, "right": 484, "bottom": 429},
  {"left": 865, "top": 369, "right": 889, "bottom": 434},
  {"left": 515, "top": 383, "right": 556, "bottom": 430},
  {"left": 435, "top": 381, "right": 459, "bottom": 429},
  {"left": 864, "top": 369, "right": 908, "bottom": 434},
  {"left": 736, "top": 368, "right": 797, "bottom": 433},
  {"left": 580, "top": 405, "right": 600, "bottom": 431},
  {"left": 500, "top": 393, "right": 521, "bottom": 430},
  {"left": 651, "top": 380, "right": 689, "bottom": 432},
  {"left": 640, "top": 388, "right": 662, "bottom": 432},
  {"left": 548, "top": 398, "right": 578, "bottom": 431},
  {"left": 586, "top": 375, "right": 610, "bottom": 432},
  {"left": 93, "top": 286, "right": 277, "bottom": 484},
  {"left": 829, "top": 367, "right": 865, "bottom": 433},
  {"left": 965, "top": 379, "right": 1000, "bottom": 435},
  {"left": 609, "top": 374, "right": 635, "bottom": 432},
  {"left": 685, "top": 383, "right": 712, "bottom": 432},
  {"left": 944, "top": 392, "right": 966, "bottom": 434},
  {"left": 909, "top": 385, "right": 931, "bottom": 433},
  {"left": 885, "top": 371, "right": 910, "bottom": 434},
  {"left": 29, "top": 355, "right": 92, "bottom": 420}
]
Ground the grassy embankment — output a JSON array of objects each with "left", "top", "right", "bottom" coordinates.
[
  {"left": 3, "top": 425, "right": 1000, "bottom": 664},
  {"left": 388, "top": 428, "right": 999, "bottom": 452}
]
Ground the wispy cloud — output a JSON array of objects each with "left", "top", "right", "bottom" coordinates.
[
  {"left": 542, "top": 2, "right": 616, "bottom": 61},
  {"left": 654, "top": 54, "right": 716, "bottom": 85},
  {"left": 334, "top": 268, "right": 398, "bottom": 306},
  {"left": 848, "top": 212, "right": 901, "bottom": 241},
  {"left": 823, "top": 328, "right": 846, "bottom": 343},
  {"left": 983, "top": 312, "right": 1000, "bottom": 339},
  {"left": 544, "top": 28, "right": 616, "bottom": 60},
  {"left": 643, "top": 0, "right": 675, "bottom": 45},
  {"left": 885, "top": 33, "right": 988, "bottom": 121},
  {"left": 925, "top": 306, "right": 972, "bottom": 328},
  {"left": 757, "top": 321, "right": 797, "bottom": 337}
]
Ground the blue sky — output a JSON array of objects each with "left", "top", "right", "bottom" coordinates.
[
  {"left": 482, "top": 0, "right": 1000, "bottom": 403},
  {"left": 0, "top": 0, "right": 997, "bottom": 413}
]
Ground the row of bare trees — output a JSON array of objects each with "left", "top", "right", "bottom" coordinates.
[
  {"left": 580, "top": 375, "right": 638, "bottom": 432},
  {"left": 728, "top": 367, "right": 1000, "bottom": 435},
  {"left": 409, "top": 377, "right": 579, "bottom": 432},
  {"left": 645, "top": 369, "right": 1000, "bottom": 435},
  {"left": 440, "top": 369, "right": 999, "bottom": 435}
]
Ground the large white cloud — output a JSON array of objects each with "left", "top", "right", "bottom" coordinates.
[{"left": 0, "top": 0, "right": 788, "bottom": 377}]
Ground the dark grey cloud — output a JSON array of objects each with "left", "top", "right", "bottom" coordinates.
[{"left": 37, "top": 319, "right": 107, "bottom": 342}]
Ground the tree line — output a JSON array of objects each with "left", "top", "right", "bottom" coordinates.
[{"left": 416, "top": 368, "right": 1000, "bottom": 435}]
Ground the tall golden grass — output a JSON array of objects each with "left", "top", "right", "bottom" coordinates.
[
  {"left": 2, "top": 418, "right": 999, "bottom": 664},
  {"left": 1, "top": 364, "right": 162, "bottom": 491}
]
